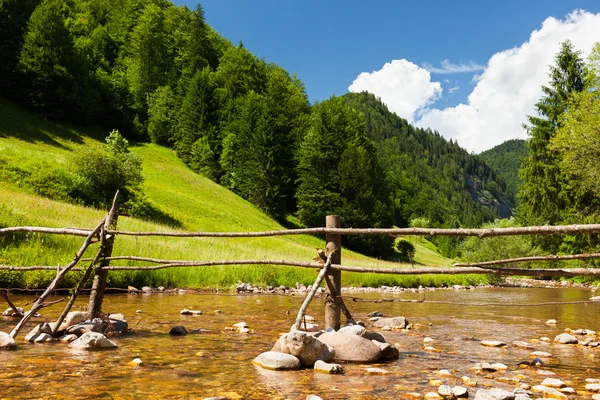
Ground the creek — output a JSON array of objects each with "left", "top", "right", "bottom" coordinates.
[{"left": 1, "top": 287, "right": 599, "bottom": 399}]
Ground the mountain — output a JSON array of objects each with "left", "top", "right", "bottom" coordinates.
[
  {"left": 343, "top": 91, "right": 514, "bottom": 232},
  {"left": 479, "top": 139, "right": 528, "bottom": 203}
]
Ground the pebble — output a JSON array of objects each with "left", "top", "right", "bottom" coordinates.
[
  {"left": 481, "top": 340, "right": 506, "bottom": 347},
  {"left": 306, "top": 395, "right": 323, "bottom": 400},
  {"left": 540, "top": 337, "right": 551, "bottom": 342},
  {"left": 438, "top": 369, "right": 453, "bottom": 377},
  {"left": 531, "top": 385, "right": 567, "bottom": 400},
  {"left": 593, "top": 395, "right": 600, "bottom": 400},
  {"left": 136, "top": 310, "right": 142, "bottom": 314},
  {"left": 424, "top": 337, "right": 435, "bottom": 343},
  {"left": 541, "top": 378, "right": 565, "bottom": 388},
  {"left": 545, "top": 319, "right": 557, "bottom": 324},
  {"left": 490, "top": 363, "right": 508, "bottom": 370},
  {"left": 438, "top": 385, "right": 455, "bottom": 400},
  {"left": 424, "top": 346, "right": 440, "bottom": 352},
  {"left": 586, "top": 384, "right": 600, "bottom": 392},
  {"left": 554, "top": 333, "right": 578, "bottom": 344},
  {"left": 586, "top": 379, "right": 600, "bottom": 384},
  {"left": 531, "top": 351, "right": 552, "bottom": 357},
  {"left": 537, "top": 370, "right": 557, "bottom": 376},
  {"left": 405, "top": 393, "right": 423, "bottom": 399},
  {"left": 424, "top": 392, "right": 443, "bottom": 400},
  {"left": 559, "top": 388, "right": 575, "bottom": 394},
  {"left": 452, "top": 386, "right": 468, "bottom": 398},
  {"left": 513, "top": 341, "right": 534, "bottom": 350},
  {"left": 430, "top": 380, "right": 443, "bottom": 386},
  {"left": 129, "top": 358, "right": 143, "bottom": 366},
  {"left": 365, "top": 367, "right": 388, "bottom": 375}
]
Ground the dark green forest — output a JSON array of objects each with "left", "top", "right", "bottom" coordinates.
[
  {"left": 479, "top": 139, "right": 528, "bottom": 202},
  {"left": 0, "top": 0, "right": 531, "bottom": 258}
]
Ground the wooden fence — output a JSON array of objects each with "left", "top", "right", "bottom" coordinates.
[{"left": 2, "top": 194, "right": 600, "bottom": 334}]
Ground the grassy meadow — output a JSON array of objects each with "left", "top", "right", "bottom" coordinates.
[{"left": 0, "top": 97, "right": 488, "bottom": 289}]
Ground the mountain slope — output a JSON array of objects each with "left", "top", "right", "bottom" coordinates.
[{"left": 479, "top": 139, "right": 528, "bottom": 203}]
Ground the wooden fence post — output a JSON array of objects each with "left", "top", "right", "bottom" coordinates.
[
  {"left": 87, "top": 192, "right": 119, "bottom": 320},
  {"left": 324, "top": 215, "right": 342, "bottom": 330}
]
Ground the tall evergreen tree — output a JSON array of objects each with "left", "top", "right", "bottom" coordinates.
[{"left": 517, "top": 41, "right": 585, "bottom": 247}]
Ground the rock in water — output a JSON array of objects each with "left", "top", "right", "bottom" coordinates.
[
  {"left": 108, "top": 313, "right": 128, "bottom": 335},
  {"left": 282, "top": 331, "right": 335, "bottom": 367},
  {"left": 69, "top": 332, "right": 117, "bottom": 349},
  {"left": 0, "top": 331, "right": 17, "bottom": 350},
  {"left": 554, "top": 333, "right": 578, "bottom": 344},
  {"left": 480, "top": 340, "right": 506, "bottom": 347},
  {"left": 314, "top": 360, "right": 344, "bottom": 374},
  {"left": 372, "top": 340, "right": 400, "bottom": 360},
  {"left": 169, "top": 326, "right": 188, "bottom": 336},
  {"left": 252, "top": 351, "right": 301, "bottom": 370},
  {"left": 64, "top": 311, "right": 87, "bottom": 328},
  {"left": 338, "top": 325, "right": 366, "bottom": 336},
  {"left": 374, "top": 317, "right": 408, "bottom": 329},
  {"left": 473, "top": 389, "right": 515, "bottom": 400},
  {"left": 317, "top": 331, "right": 381, "bottom": 362}
]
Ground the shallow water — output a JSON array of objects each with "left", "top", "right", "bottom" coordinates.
[{"left": 1, "top": 287, "right": 600, "bottom": 399}]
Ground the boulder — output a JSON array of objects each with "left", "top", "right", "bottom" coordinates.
[
  {"left": 473, "top": 389, "right": 515, "bottom": 400},
  {"left": 169, "top": 326, "right": 188, "bottom": 336},
  {"left": 338, "top": 325, "right": 366, "bottom": 336},
  {"left": 2, "top": 307, "right": 24, "bottom": 317},
  {"left": 0, "top": 331, "right": 17, "bottom": 350},
  {"left": 69, "top": 332, "right": 117, "bottom": 349},
  {"left": 64, "top": 311, "right": 87, "bottom": 328},
  {"left": 374, "top": 316, "right": 408, "bottom": 329},
  {"left": 314, "top": 360, "right": 344, "bottom": 374},
  {"left": 554, "top": 333, "right": 578, "bottom": 344},
  {"left": 108, "top": 314, "right": 128, "bottom": 335},
  {"left": 317, "top": 331, "right": 381, "bottom": 362},
  {"left": 26, "top": 332, "right": 53, "bottom": 343},
  {"left": 372, "top": 340, "right": 399, "bottom": 360},
  {"left": 65, "top": 320, "right": 103, "bottom": 336},
  {"left": 282, "top": 331, "right": 335, "bottom": 367},
  {"left": 252, "top": 351, "right": 301, "bottom": 370}
]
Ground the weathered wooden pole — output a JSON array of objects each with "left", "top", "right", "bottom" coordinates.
[
  {"left": 87, "top": 192, "right": 119, "bottom": 320},
  {"left": 324, "top": 215, "right": 342, "bottom": 330}
]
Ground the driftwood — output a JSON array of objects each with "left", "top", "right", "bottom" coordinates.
[
  {"left": 4, "top": 223, "right": 600, "bottom": 239},
  {"left": 454, "top": 253, "right": 600, "bottom": 267},
  {"left": 51, "top": 244, "right": 105, "bottom": 337},
  {"left": 1, "top": 289, "right": 23, "bottom": 317},
  {"left": 9, "top": 218, "right": 104, "bottom": 339},
  {"left": 291, "top": 254, "right": 333, "bottom": 331},
  {"left": 87, "top": 192, "right": 120, "bottom": 320}
]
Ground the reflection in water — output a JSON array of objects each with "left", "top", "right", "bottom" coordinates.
[{"left": 0, "top": 287, "right": 599, "bottom": 399}]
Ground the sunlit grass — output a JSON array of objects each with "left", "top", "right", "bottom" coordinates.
[{"left": 0, "top": 97, "right": 482, "bottom": 289}]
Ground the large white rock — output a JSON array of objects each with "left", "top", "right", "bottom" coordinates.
[
  {"left": 69, "top": 332, "right": 118, "bottom": 350},
  {"left": 64, "top": 311, "right": 87, "bottom": 328},
  {"left": 317, "top": 331, "right": 381, "bottom": 362},
  {"left": 0, "top": 331, "right": 17, "bottom": 350},
  {"left": 252, "top": 351, "right": 301, "bottom": 370},
  {"left": 338, "top": 325, "right": 366, "bottom": 336}
]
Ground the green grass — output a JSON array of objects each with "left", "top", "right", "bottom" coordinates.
[{"left": 0, "top": 97, "right": 488, "bottom": 289}]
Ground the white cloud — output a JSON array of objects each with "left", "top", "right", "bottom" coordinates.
[
  {"left": 422, "top": 60, "right": 486, "bottom": 74},
  {"left": 418, "top": 10, "right": 600, "bottom": 153},
  {"left": 449, "top": 86, "right": 460, "bottom": 94},
  {"left": 348, "top": 59, "right": 442, "bottom": 122}
]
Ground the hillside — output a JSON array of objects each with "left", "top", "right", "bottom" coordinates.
[
  {"left": 479, "top": 139, "right": 528, "bottom": 203},
  {"left": 0, "top": 97, "right": 484, "bottom": 289},
  {"left": 343, "top": 92, "right": 514, "bottom": 227}
]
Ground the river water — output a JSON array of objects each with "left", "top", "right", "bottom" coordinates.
[{"left": 1, "top": 287, "right": 599, "bottom": 399}]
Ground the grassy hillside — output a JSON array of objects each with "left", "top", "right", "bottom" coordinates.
[
  {"left": 479, "top": 139, "right": 528, "bottom": 203},
  {"left": 0, "top": 97, "right": 486, "bottom": 289}
]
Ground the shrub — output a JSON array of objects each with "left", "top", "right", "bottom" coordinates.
[{"left": 396, "top": 239, "right": 416, "bottom": 263}]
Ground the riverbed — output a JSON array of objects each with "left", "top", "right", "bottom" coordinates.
[{"left": 1, "top": 287, "right": 599, "bottom": 399}]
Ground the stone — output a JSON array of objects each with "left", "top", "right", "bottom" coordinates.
[
  {"left": 514, "top": 395, "right": 530, "bottom": 400},
  {"left": 452, "top": 386, "right": 468, "bottom": 398},
  {"left": 373, "top": 340, "right": 399, "bottom": 360},
  {"left": 136, "top": 310, "right": 142, "bottom": 314},
  {"left": 405, "top": 393, "right": 423, "bottom": 399},
  {"left": 541, "top": 378, "right": 565, "bottom": 388},
  {"left": 490, "top": 363, "right": 508, "bottom": 370},
  {"left": 306, "top": 396, "right": 322, "bottom": 400},
  {"left": 69, "top": 332, "right": 117, "bottom": 349},
  {"left": 365, "top": 367, "right": 388, "bottom": 375},
  {"left": 317, "top": 331, "right": 381, "bottom": 362},
  {"left": 313, "top": 360, "right": 344, "bottom": 374},
  {"left": 481, "top": 340, "right": 506, "bottom": 347},
  {"left": 129, "top": 358, "right": 143, "bottom": 366},
  {"left": 65, "top": 320, "right": 103, "bottom": 336},
  {"left": 367, "top": 311, "right": 384, "bottom": 317},
  {"left": 374, "top": 316, "right": 408, "bottom": 329},
  {"left": 64, "top": 311, "right": 87, "bottom": 328},
  {"left": 425, "top": 392, "right": 443, "bottom": 400},
  {"left": 531, "top": 385, "right": 567, "bottom": 399},
  {"left": 169, "top": 326, "right": 188, "bottom": 336},
  {"left": 25, "top": 322, "right": 55, "bottom": 341},
  {"left": 593, "top": 395, "right": 600, "bottom": 400},
  {"left": 108, "top": 313, "right": 128, "bottom": 335},
  {"left": 438, "top": 385, "right": 456, "bottom": 400},
  {"left": 295, "top": 323, "right": 319, "bottom": 332},
  {"left": 27, "top": 332, "right": 53, "bottom": 343},
  {"left": 0, "top": 331, "right": 17, "bottom": 350},
  {"left": 588, "top": 379, "right": 600, "bottom": 384},
  {"left": 473, "top": 388, "right": 515, "bottom": 400},
  {"left": 586, "top": 384, "right": 600, "bottom": 392},
  {"left": 545, "top": 319, "right": 557, "bottom": 324},
  {"left": 531, "top": 351, "right": 552, "bottom": 357},
  {"left": 364, "top": 331, "right": 387, "bottom": 342},
  {"left": 537, "top": 370, "right": 556, "bottom": 376},
  {"left": 540, "top": 337, "right": 551, "bottom": 342},
  {"left": 559, "top": 388, "right": 575, "bottom": 394},
  {"left": 232, "top": 322, "right": 248, "bottom": 329},
  {"left": 424, "top": 337, "right": 435, "bottom": 343},
  {"left": 281, "top": 331, "right": 335, "bottom": 367},
  {"left": 141, "top": 286, "right": 152, "bottom": 293},
  {"left": 2, "top": 307, "right": 24, "bottom": 317},
  {"left": 59, "top": 334, "right": 78, "bottom": 343},
  {"left": 338, "top": 325, "right": 366, "bottom": 336},
  {"left": 513, "top": 341, "right": 534, "bottom": 350},
  {"left": 470, "top": 363, "right": 497, "bottom": 372},
  {"left": 252, "top": 351, "right": 300, "bottom": 370},
  {"left": 554, "top": 333, "right": 578, "bottom": 344},
  {"left": 438, "top": 369, "right": 453, "bottom": 377},
  {"left": 424, "top": 346, "right": 440, "bottom": 352},
  {"left": 430, "top": 380, "right": 444, "bottom": 386}
]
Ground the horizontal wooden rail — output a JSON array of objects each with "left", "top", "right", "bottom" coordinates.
[
  {"left": 4, "top": 223, "right": 600, "bottom": 239},
  {"left": 454, "top": 253, "right": 600, "bottom": 267},
  {"left": 2, "top": 260, "right": 600, "bottom": 277}
]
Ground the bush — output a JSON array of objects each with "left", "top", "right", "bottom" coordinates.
[{"left": 396, "top": 239, "right": 416, "bottom": 263}]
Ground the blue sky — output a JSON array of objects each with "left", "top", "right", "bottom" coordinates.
[{"left": 172, "top": 0, "right": 600, "bottom": 152}]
